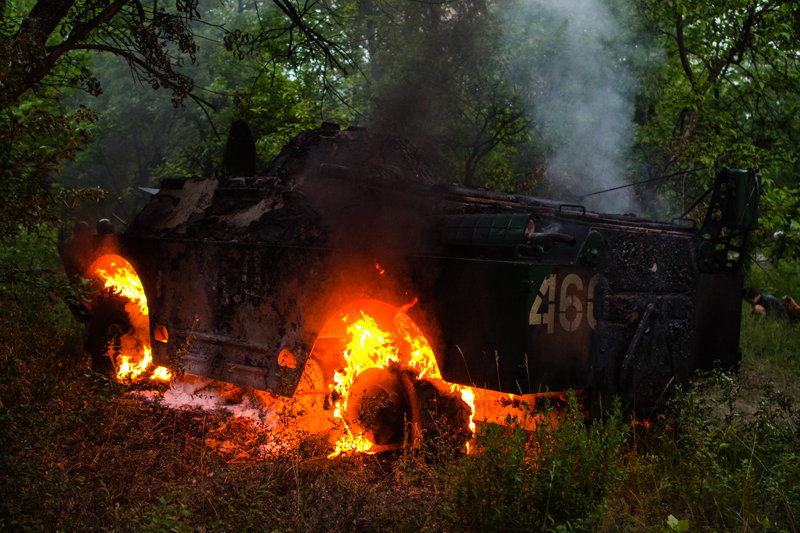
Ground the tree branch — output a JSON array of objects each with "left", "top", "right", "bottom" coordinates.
[
  {"left": 9, "top": 0, "right": 128, "bottom": 102},
  {"left": 15, "top": 0, "right": 76, "bottom": 43},
  {"left": 71, "top": 43, "right": 216, "bottom": 111},
  {"left": 673, "top": 4, "right": 695, "bottom": 89},
  {"left": 271, "top": 0, "right": 349, "bottom": 73}
]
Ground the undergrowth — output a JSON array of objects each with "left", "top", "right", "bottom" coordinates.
[
  {"left": 448, "top": 394, "right": 627, "bottom": 532},
  {"left": 609, "top": 371, "right": 800, "bottom": 532}
]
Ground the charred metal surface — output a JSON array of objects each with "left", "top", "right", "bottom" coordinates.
[
  {"left": 80, "top": 123, "right": 758, "bottom": 411},
  {"left": 123, "top": 125, "right": 441, "bottom": 397}
]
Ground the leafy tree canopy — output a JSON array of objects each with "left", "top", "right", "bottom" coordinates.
[
  {"left": 0, "top": 0, "right": 351, "bottom": 237},
  {"left": 635, "top": 0, "right": 800, "bottom": 233},
  {"left": 3, "top": 0, "right": 800, "bottom": 256}
]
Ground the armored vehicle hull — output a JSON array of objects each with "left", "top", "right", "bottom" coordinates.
[{"left": 68, "top": 123, "right": 759, "bottom": 436}]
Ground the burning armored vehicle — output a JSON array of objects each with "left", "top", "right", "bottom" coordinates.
[{"left": 62, "top": 122, "right": 760, "bottom": 452}]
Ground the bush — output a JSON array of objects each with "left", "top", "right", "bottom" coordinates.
[
  {"left": 0, "top": 226, "right": 84, "bottom": 408},
  {"left": 614, "top": 369, "right": 800, "bottom": 532},
  {"left": 448, "top": 393, "right": 628, "bottom": 532}
]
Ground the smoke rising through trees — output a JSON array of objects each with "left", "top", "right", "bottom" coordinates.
[
  {"left": 13, "top": 0, "right": 800, "bottom": 233},
  {"left": 513, "top": 0, "right": 638, "bottom": 213}
]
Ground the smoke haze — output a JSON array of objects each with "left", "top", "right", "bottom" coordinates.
[{"left": 514, "top": 0, "right": 638, "bottom": 213}]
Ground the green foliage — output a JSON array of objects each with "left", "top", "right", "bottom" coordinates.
[
  {"left": 1, "top": 308, "right": 799, "bottom": 532},
  {"left": 0, "top": 228, "right": 92, "bottom": 531},
  {"left": 617, "top": 367, "right": 800, "bottom": 533},
  {"left": 755, "top": 179, "right": 800, "bottom": 263},
  {"left": 1, "top": 0, "right": 206, "bottom": 237},
  {"left": 3, "top": 0, "right": 356, "bottom": 240},
  {"left": 0, "top": 98, "right": 104, "bottom": 239},
  {"left": 635, "top": 0, "right": 800, "bottom": 220},
  {"left": 448, "top": 394, "right": 628, "bottom": 532},
  {"left": 58, "top": 0, "right": 356, "bottom": 225},
  {"left": 354, "top": 0, "right": 536, "bottom": 187},
  {"left": 739, "top": 309, "right": 800, "bottom": 390},
  {"left": 0, "top": 226, "right": 84, "bottom": 411},
  {"left": 131, "top": 494, "right": 193, "bottom": 533},
  {"left": 3, "top": 1, "right": 800, "bottom": 530}
]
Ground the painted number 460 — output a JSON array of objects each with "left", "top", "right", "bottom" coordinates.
[{"left": 529, "top": 273, "right": 599, "bottom": 333}]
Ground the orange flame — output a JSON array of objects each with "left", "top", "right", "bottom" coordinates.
[
  {"left": 94, "top": 262, "right": 148, "bottom": 317},
  {"left": 151, "top": 364, "right": 173, "bottom": 381},
  {"left": 89, "top": 254, "right": 171, "bottom": 382},
  {"left": 330, "top": 313, "right": 395, "bottom": 455},
  {"left": 320, "top": 299, "right": 475, "bottom": 457}
]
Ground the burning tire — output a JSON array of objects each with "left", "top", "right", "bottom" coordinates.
[
  {"left": 343, "top": 366, "right": 417, "bottom": 448},
  {"left": 311, "top": 298, "right": 475, "bottom": 455},
  {"left": 83, "top": 254, "right": 171, "bottom": 382},
  {"left": 339, "top": 364, "right": 473, "bottom": 453}
]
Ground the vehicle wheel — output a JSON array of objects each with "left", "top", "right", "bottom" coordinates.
[
  {"left": 294, "top": 357, "right": 326, "bottom": 411},
  {"left": 85, "top": 295, "right": 132, "bottom": 376}
]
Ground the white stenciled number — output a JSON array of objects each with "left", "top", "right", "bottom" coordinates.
[
  {"left": 529, "top": 273, "right": 600, "bottom": 332},
  {"left": 559, "top": 273, "right": 584, "bottom": 332},
  {"left": 529, "top": 274, "right": 556, "bottom": 333}
]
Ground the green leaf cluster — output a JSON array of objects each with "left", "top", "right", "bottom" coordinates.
[{"left": 634, "top": 0, "right": 800, "bottom": 213}]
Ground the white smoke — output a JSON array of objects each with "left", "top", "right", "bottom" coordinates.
[
  {"left": 516, "top": 0, "right": 638, "bottom": 213},
  {"left": 129, "top": 376, "right": 337, "bottom": 456},
  {"left": 131, "top": 377, "right": 278, "bottom": 424}
]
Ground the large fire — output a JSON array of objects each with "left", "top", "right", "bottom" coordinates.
[
  {"left": 85, "top": 256, "right": 541, "bottom": 456},
  {"left": 315, "top": 299, "right": 476, "bottom": 457},
  {"left": 88, "top": 254, "right": 172, "bottom": 382}
]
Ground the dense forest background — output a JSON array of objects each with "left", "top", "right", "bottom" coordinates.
[{"left": 3, "top": 0, "right": 800, "bottom": 240}]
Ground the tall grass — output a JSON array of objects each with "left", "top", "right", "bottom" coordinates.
[
  {"left": 740, "top": 308, "right": 800, "bottom": 390},
  {"left": 448, "top": 394, "right": 628, "bottom": 532},
  {"left": 608, "top": 373, "right": 800, "bottom": 532}
]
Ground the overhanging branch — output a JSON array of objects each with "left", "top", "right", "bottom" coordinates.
[{"left": 71, "top": 43, "right": 216, "bottom": 111}]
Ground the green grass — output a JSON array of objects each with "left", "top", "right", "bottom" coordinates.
[
  {"left": 602, "top": 310, "right": 800, "bottom": 533},
  {"left": 448, "top": 394, "right": 627, "bottom": 532},
  {"left": 740, "top": 308, "right": 800, "bottom": 395}
]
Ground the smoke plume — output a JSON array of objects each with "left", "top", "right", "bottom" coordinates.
[{"left": 515, "top": 0, "right": 638, "bottom": 213}]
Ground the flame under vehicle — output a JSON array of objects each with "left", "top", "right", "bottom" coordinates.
[{"left": 64, "top": 123, "right": 760, "bottom": 452}]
